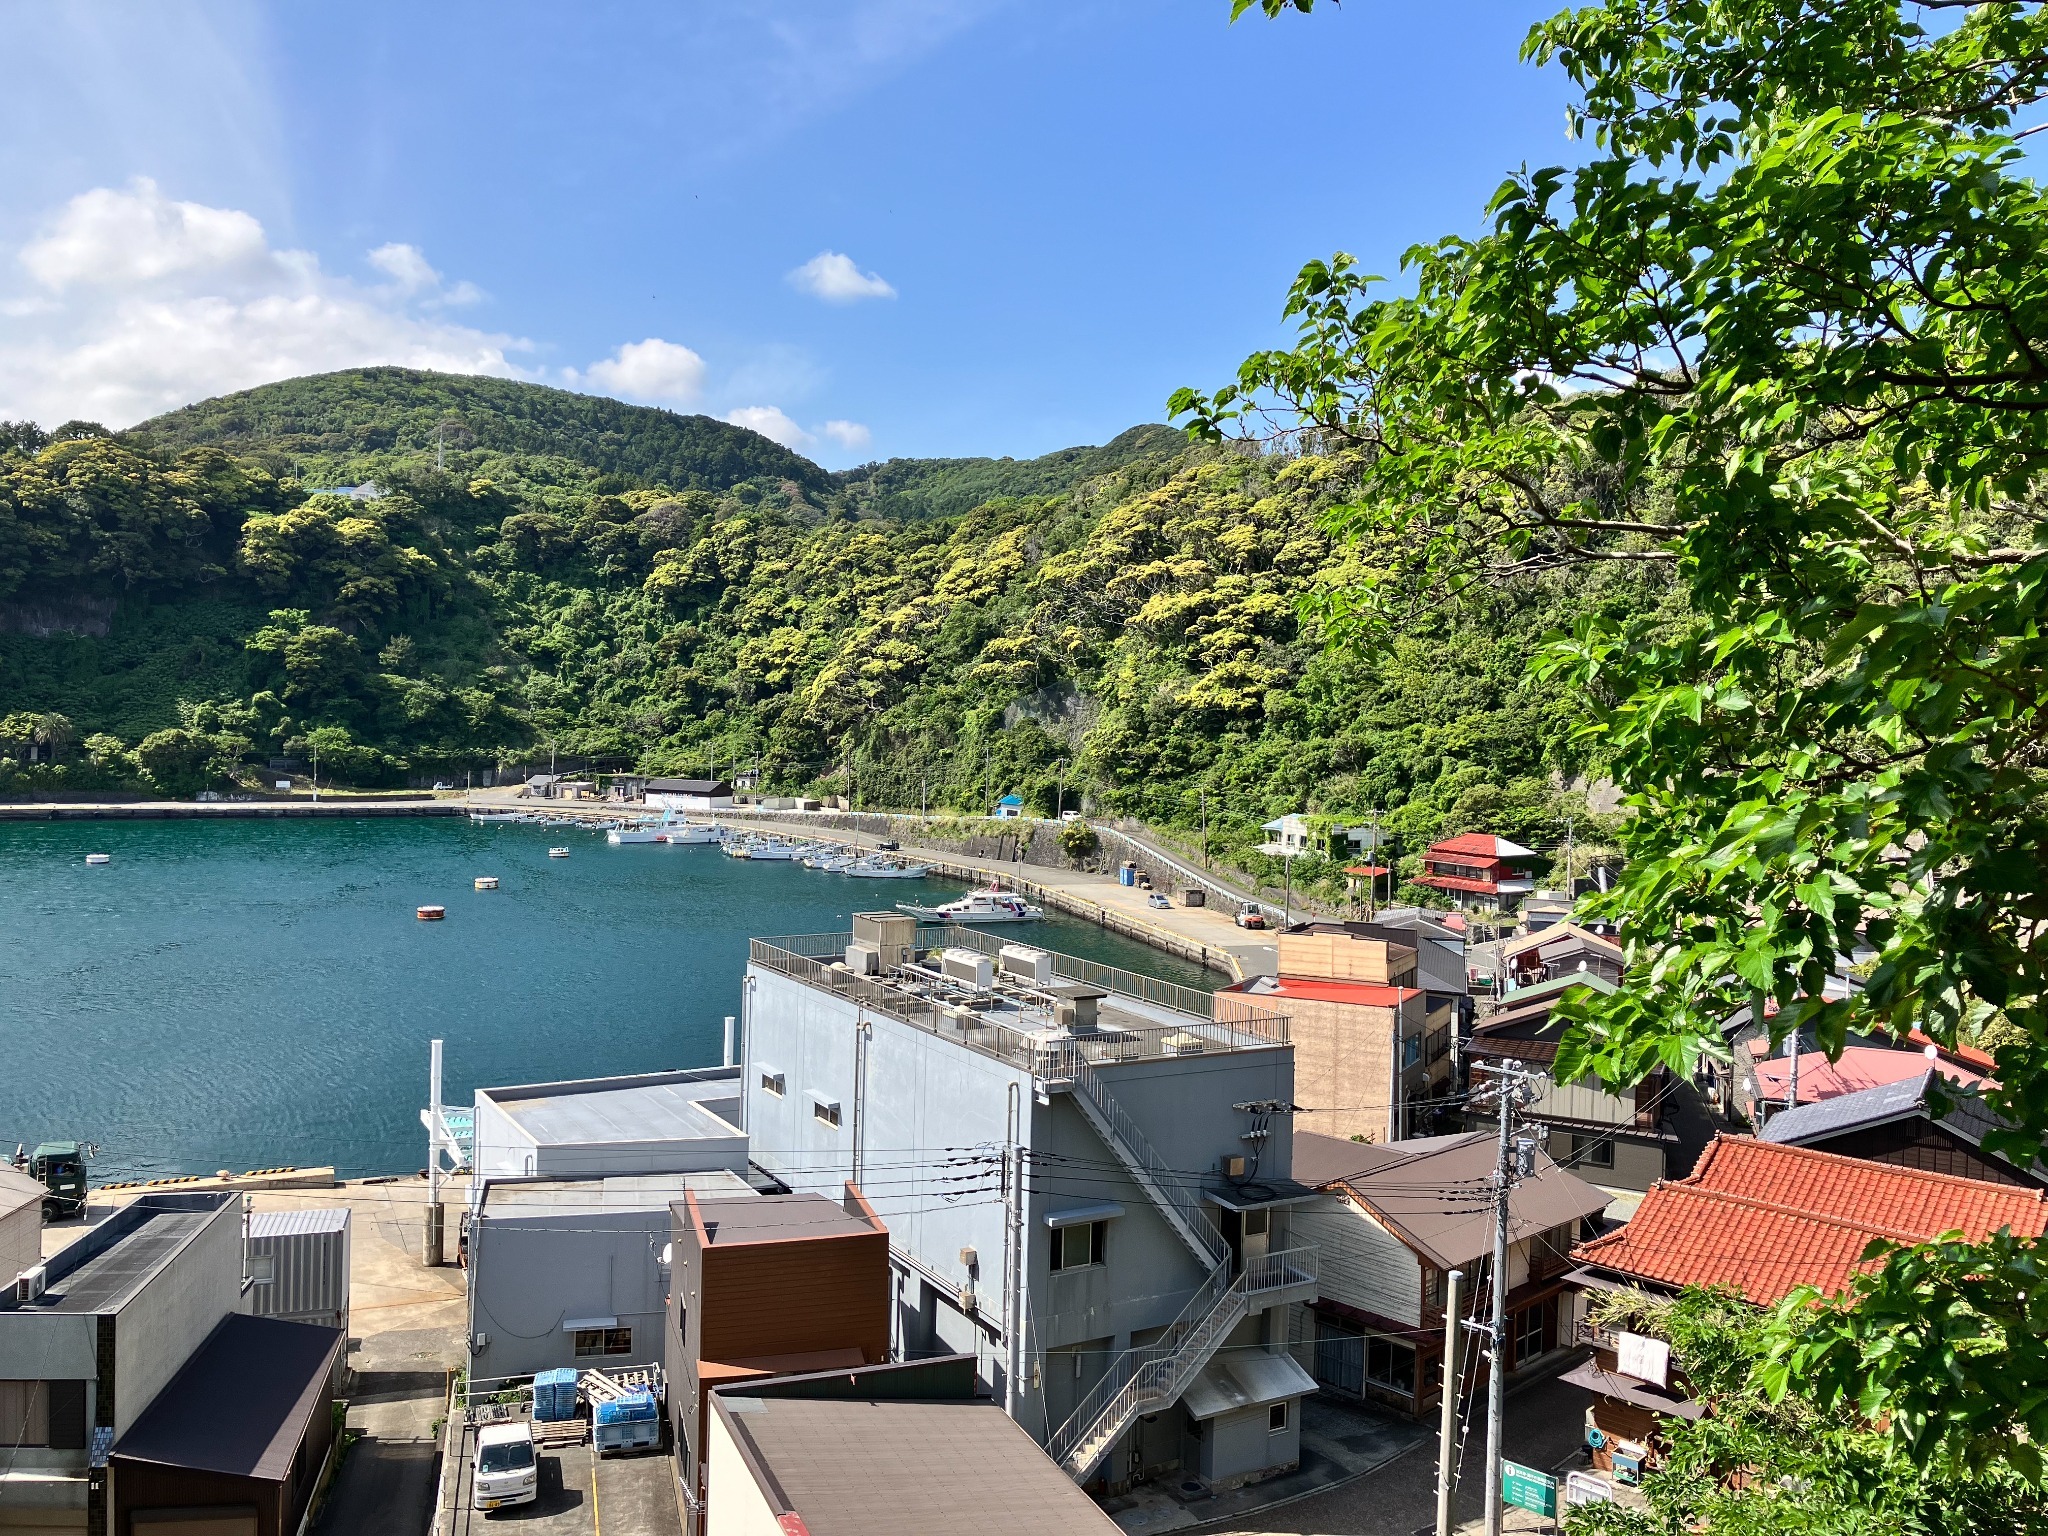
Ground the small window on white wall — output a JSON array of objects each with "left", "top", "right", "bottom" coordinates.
[
  {"left": 761, "top": 1069, "right": 785, "bottom": 1097},
  {"left": 1269, "top": 1401, "right": 1289, "bottom": 1433},
  {"left": 812, "top": 1097, "right": 842, "bottom": 1128}
]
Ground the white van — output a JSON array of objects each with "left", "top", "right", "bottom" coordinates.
[{"left": 473, "top": 1421, "right": 538, "bottom": 1511}]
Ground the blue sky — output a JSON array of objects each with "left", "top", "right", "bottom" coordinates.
[{"left": 0, "top": 2, "right": 1576, "bottom": 465}]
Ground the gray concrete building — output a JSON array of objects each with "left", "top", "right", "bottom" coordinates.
[
  {"left": 0, "top": 1191, "right": 246, "bottom": 1534},
  {"left": 741, "top": 918, "right": 1321, "bottom": 1495},
  {"left": 472, "top": 1067, "right": 747, "bottom": 1182},
  {"left": 466, "top": 1172, "right": 756, "bottom": 1384}
]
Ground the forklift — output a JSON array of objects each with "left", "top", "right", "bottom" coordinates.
[{"left": 13, "top": 1142, "right": 93, "bottom": 1220}]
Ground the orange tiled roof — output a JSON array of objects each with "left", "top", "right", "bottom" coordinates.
[{"left": 1572, "top": 1136, "right": 2048, "bottom": 1305}]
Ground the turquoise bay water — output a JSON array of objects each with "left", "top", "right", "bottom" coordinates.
[{"left": 0, "top": 816, "right": 1210, "bottom": 1183}]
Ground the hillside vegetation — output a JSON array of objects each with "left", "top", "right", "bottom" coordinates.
[{"left": 0, "top": 369, "right": 1643, "bottom": 889}]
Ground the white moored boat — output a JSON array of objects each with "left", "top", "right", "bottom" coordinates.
[
  {"left": 469, "top": 811, "right": 529, "bottom": 824},
  {"left": 844, "top": 858, "right": 931, "bottom": 880},
  {"left": 896, "top": 887, "right": 1043, "bottom": 922},
  {"left": 609, "top": 810, "right": 673, "bottom": 844},
  {"left": 659, "top": 822, "right": 722, "bottom": 845}
]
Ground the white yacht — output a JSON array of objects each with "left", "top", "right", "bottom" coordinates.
[{"left": 896, "top": 887, "right": 1043, "bottom": 922}]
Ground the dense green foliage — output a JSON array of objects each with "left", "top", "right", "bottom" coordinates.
[
  {"left": 1566, "top": 1288, "right": 2041, "bottom": 1535},
  {"left": 135, "top": 368, "right": 829, "bottom": 494},
  {"left": 1212, "top": 0, "right": 2048, "bottom": 1480},
  {"left": 1, "top": 371, "right": 1620, "bottom": 884}
]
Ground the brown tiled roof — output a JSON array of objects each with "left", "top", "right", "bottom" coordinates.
[
  {"left": 715, "top": 1396, "right": 1121, "bottom": 1535},
  {"left": 1573, "top": 1135, "right": 2048, "bottom": 1304},
  {"left": 1300, "top": 1131, "right": 1611, "bottom": 1270}
]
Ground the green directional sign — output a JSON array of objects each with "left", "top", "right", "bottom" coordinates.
[{"left": 1502, "top": 1460, "right": 1559, "bottom": 1518}]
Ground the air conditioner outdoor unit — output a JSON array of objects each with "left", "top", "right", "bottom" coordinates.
[
  {"left": 941, "top": 949, "right": 995, "bottom": 989},
  {"left": 957, "top": 1282, "right": 978, "bottom": 1315},
  {"left": 845, "top": 941, "right": 881, "bottom": 975},
  {"left": 14, "top": 1265, "right": 46, "bottom": 1303}
]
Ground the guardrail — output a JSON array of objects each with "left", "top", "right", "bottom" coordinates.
[{"left": 748, "top": 933, "right": 1289, "bottom": 1073}]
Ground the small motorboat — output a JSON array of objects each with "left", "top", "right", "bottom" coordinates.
[
  {"left": 417, "top": 905, "right": 446, "bottom": 921},
  {"left": 84, "top": 853, "right": 112, "bottom": 865},
  {"left": 897, "top": 886, "right": 1042, "bottom": 920},
  {"left": 846, "top": 858, "right": 932, "bottom": 880},
  {"left": 608, "top": 826, "right": 665, "bottom": 844},
  {"left": 469, "top": 811, "right": 529, "bottom": 824},
  {"left": 474, "top": 876, "right": 499, "bottom": 891},
  {"left": 548, "top": 846, "right": 571, "bottom": 859}
]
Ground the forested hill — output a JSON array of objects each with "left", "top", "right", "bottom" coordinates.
[
  {"left": 134, "top": 369, "right": 831, "bottom": 495},
  {"left": 0, "top": 368, "right": 1645, "bottom": 892}
]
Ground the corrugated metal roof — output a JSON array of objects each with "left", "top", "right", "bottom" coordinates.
[
  {"left": 249, "top": 1208, "right": 350, "bottom": 1237},
  {"left": 1181, "top": 1351, "right": 1317, "bottom": 1420},
  {"left": 1759, "top": 1070, "right": 2008, "bottom": 1150}
]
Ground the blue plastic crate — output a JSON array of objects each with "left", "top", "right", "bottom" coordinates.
[{"left": 532, "top": 1368, "right": 579, "bottom": 1422}]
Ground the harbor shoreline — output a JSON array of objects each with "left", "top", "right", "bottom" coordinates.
[{"left": 0, "top": 797, "right": 464, "bottom": 819}]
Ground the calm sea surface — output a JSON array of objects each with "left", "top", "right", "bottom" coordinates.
[{"left": 0, "top": 816, "right": 1212, "bottom": 1183}]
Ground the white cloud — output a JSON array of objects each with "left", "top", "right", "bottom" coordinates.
[
  {"left": 571, "top": 338, "right": 707, "bottom": 407},
  {"left": 0, "top": 178, "right": 527, "bottom": 427},
  {"left": 367, "top": 242, "right": 439, "bottom": 293},
  {"left": 820, "top": 419, "right": 871, "bottom": 451},
  {"left": 725, "top": 405, "right": 813, "bottom": 450},
  {"left": 787, "top": 250, "right": 896, "bottom": 304}
]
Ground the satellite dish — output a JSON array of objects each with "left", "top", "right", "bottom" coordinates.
[{"left": 660, "top": 1242, "right": 673, "bottom": 1266}]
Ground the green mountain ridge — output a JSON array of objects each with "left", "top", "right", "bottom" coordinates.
[{"left": 1, "top": 367, "right": 1638, "bottom": 893}]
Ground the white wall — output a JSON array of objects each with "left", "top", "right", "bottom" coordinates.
[
  {"left": 471, "top": 1096, "right": 538, "bottom": 1181},
  {"left": 112, "top": 1199, "right": 246, "bottom": 1437},
  {"left": 706, "top": 1405, "right": 788, "bottom": 1536},
  {"left": 0, "top": 1204, "right": 39, "bottom": 1287},
  {"left": 1292, "top": 1196, "right": 1422, "bottom": 1327}
]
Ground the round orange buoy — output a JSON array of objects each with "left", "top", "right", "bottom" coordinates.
[{"left": 417, "top": 905, "right": 446, "bottom": 921}]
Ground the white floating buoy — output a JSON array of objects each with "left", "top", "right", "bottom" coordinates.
[
  {"left": 417, "top": 905, "right": 446, "bottom": 921},
  {"left": 85, "top": 853, "right": 112, "bottom": 865},
  {"left": 474, "top": 875, "right": 499, "bottom": 891}
]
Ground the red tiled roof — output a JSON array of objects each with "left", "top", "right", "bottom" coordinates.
[
  {"left": 1573, "top": 1136, "right": 2048, "bottom": 1304},
  {"left": 1235, "top": 976, "right": 1421, "bottom": 1009},
  {"left": 1753, "top": 1046, "right": 1988, "bottom": 1106},
  {"left": 1343, "top": 865, "right": 1391, "bottom": 878},
  {"left": 1416, "top": 873, "right": 1503, "bottom": 895},
  {"left": 1429, "top": 834, "right": 1539, "bottom": 860}
]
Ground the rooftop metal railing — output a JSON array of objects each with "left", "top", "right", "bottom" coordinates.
[{"left": 748, "top": 930, "right": 1288, "bottom": 1074}]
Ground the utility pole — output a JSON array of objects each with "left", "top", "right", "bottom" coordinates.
[
  {"left": 1563, "top": 814, "right": 1575, "bottom": 899},
  {"left": 1473, "top": 1061, "right": 1526, "bottom": 1536},
  {"left": 1785, "top": 1013, "right": 1801, "bottom": 1116},
  {"left": 1200, "top": 790, "right": 1209, "bottom": 868},
  {"left": 921, "top": 772, "right": 928, "bottom": 819},
  {"left": 1435, "top": 1266, "right": 1465, "bottom": 1536}
]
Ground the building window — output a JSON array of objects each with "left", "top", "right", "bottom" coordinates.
[
  {"left": 812, "top": 1097, "right": 841, "bottom": 1128},
  {"left": 760, "top": 1070, "right": 785, "bottom": 1097},
  {"left": 1425, "top": 1268, "right": 1446, "bottom": 1310},
  {"left": 1367, "top": 1337, "right": 1416, "bottom": 1395},
  {"left": 1565, "top": 1132, "right": 1613, "bottom": 1170},
  {"left": 1050, "top": 1220, "right": 1107, "bottom": 1272},
  {"left": 1511, "top": 1303, "right": 1549, "bottom": 1367},
  {"left": 1268, "top": 1401, "right": 1289, "bottom": 1433},
  {"left": 249, "top": 1253, "right": 276, "bottom": 1283},
  {"left": 574, "top": 1327, "right": 633, "bottom": 1358},
  {"left": 1402, "top": 1032, "right": 1423, "bottom": 1068},
  {"left": 1244, "top": 1208, "right": 1270, "bottom": 1238}
]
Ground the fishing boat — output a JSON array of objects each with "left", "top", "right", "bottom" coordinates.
[
  {"left": 84, "top": 853, "right": 112, "bottom": 865},
  {"left": 739, "top": 839, "right": 806, "bottom": 861},
  {"left": 474, "top": 876, "right": 499, "bottom": 891},
  {"left": 469, "top": 811, "right": 529, "bottom": 824},
  {"left": 659, "top": 822, "right": 722, "bottom": 845},
  {"left": 609, "top": 809, "right": 672, "bottom": 844},
  {"left": 845, "top": 858, "right": 932, "bottom": 880},
  {"left": 896, "top": 887, "right": 1043, "bottom": 921},
  {"left": 548, "top": 846, "right": 571, "bottom": 859}
]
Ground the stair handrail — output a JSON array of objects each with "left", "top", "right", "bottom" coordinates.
[
  {"left": 1047, "top": 1245, "right": 1323, "bottom": 1480},
  {"left": 1059, "top": 1048, "right": 1229, "bottom": 1268}
]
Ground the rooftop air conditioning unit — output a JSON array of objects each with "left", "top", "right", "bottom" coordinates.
[
  {"left": 14, "top": 1265, "right": 46, "bottom": 1303},
  {"left": 845, "top": 941, "right": 881, "bottom": 976},
  {"left": 941, "top": 949, "right": 995, "bottom": 989},
  {"left": 999, "top": 944, "right": 1053, "bottom": 986}
]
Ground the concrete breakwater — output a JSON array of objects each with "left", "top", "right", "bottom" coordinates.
[
  {"left": 718, "top": 806, "right": 1271, "bottom": 979},
  {"left": 0, "top": 797, "right": 463, "bottom": 820}
]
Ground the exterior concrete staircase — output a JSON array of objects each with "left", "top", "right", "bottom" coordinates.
[{"left": 1046, "top": 1051, "right": 1317, "bottom": 1484}]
